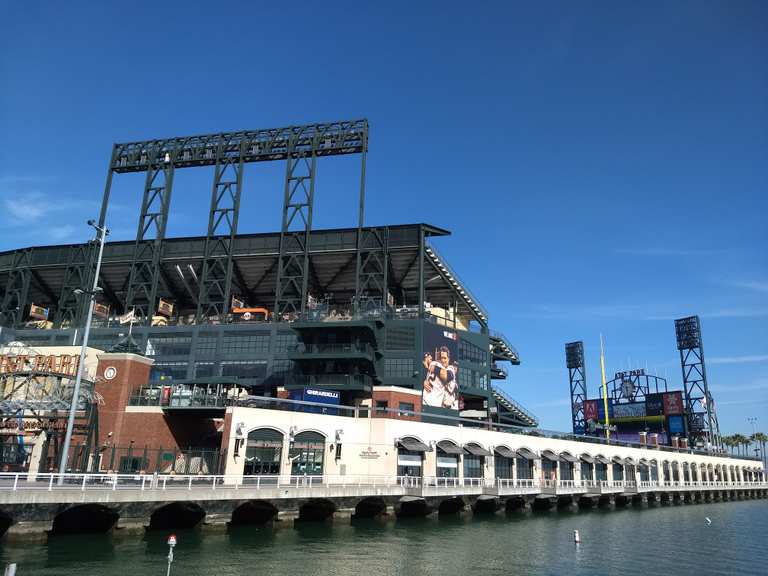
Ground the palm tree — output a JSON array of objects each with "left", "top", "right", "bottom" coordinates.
[
  {"left": 723, "top": 435, "right": 737, "bottom": 455},
  {"left": 751, "top": 432, "right": 768, "bottom": 465}
]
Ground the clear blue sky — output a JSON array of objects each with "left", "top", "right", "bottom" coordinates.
[{"left": 1, "top": 1, "right": 766, "bottom": 435}]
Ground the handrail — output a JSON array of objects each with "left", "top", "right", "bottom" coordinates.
[{"left": 0, "top": 473, "right": 764, "bottom": 494}]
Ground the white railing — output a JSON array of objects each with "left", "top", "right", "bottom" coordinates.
[{"left": 0, "top": 473, "right": 764, "bottom": 495}]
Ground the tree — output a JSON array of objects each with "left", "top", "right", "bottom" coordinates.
[{"left": 751, "top": 432, "right": 768, "bottom": 465}]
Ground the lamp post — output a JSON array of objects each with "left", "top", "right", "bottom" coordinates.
[{"left": 57, "top": 220, "right": 109, "bottom": 483}]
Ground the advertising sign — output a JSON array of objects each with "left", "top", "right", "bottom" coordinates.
[
  {"left": 663, "top": 391, "right": 684, "bottom": 415},
  {"left": 612, "top": 402, "right": 646, "bottom": 420},
  {"left": 422, "top": 323, "right": 459, "bottom": 410},
  {"left": 597, "top": 401, "right": 614, "bottom": 421},
  {"left": 584, "top": 399, "right": 599, "bottom": 422},
  {"left": 645, "top": 393, "right": 663, "bottom": 416},
  {"left": 0, "top": 354, "right": 80, "bottom": 377},
  {"left": 289, "top": 388, "right": 340, "bottom": 414},
  {"left": 668, "top": 415, "right": 685, "bottom": 434},
  {"left": 157, "top": 299, "right": 174, "bottom": 317},
  {"left": 28, "top": 303, "right": 50, "bottom": 320}
]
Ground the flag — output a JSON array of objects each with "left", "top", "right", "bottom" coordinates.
[
  {"left": 93, "top": 303, "right": 110, "bottom": 318},
  {"left": 118, "top": 309, "right": 136, "bottom": 324}
]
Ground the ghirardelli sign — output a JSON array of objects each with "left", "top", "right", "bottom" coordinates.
[{"left": 0, "top": 354, "right": 81, "bottom": 378}]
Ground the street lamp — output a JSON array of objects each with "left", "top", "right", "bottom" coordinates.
[{"left": 57, "top": 220, "right": 109, "bottom": 483}]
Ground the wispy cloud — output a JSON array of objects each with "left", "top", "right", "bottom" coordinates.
[
  {"left": 3, "top": 192, "right": 50, "bottom": 223},
  {"left": 646, "top": 308, "right": 768, "bottom": 321},
  {"left": 708, "top": 355, "right": 768, "bottom": 365},
  {"left": 614, "top": 247, "right": 726, "bottom": 257},
  {"left": 720, "top": 279, "right": 768, "bottom": 294},
  {"left": 710, "top": 379, "right": 768, "bottom": 395}
]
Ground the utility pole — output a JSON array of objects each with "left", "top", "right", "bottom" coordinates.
[{"left": 58, "top": 220, "right": 109, "bottom": 483}]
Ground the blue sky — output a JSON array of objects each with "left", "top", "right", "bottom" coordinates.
[{"left": 1, "top": 1, "right": 766, "bottom": 435}]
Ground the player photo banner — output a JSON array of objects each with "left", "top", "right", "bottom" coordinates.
[{"left": 422, "top": 323, "right": 459, "bottom": 410}]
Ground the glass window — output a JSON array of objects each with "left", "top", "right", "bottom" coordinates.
[
  {"left": 289, "top": 431, "right": 325, "bottom": 476},
  {"left": 397, "top": 449, "right": 422, "bottom": 477},
  {"left": 559, "top": 461, "right": 574, "bottom": 481},
  {"left": 146, "top": 335, "right": 192, "bottom": 356},
  {"left": 221, "top": 360, "right": 267, "bottom": 380},
  {"left": 459, "top": 340, "right": 488, "bottom": 366},
  {"left": 245, "top": 428, "right": 283, "bottom": 476},
  {"left": 596, "top": 463, "right": 608, "bottom": 481},
  {"left": 516, "top": 457, "right": 533, "bottom": 480},
  {"left": 384, "top": 358, "right": 414, "bottom": 378},
  {"left": 150, "top": 362, "right": 188, "bottom": 382},
  {"left": 463, "top": 454, "right": 483, "bottom": 478},
  {"left": 195, "top": 335, "right": 218, "bottom": 357},
  {"left": 437, "top": 454, "right": 458, "bottom": 478},
  {"left": 271, "top": 359, "right": 292, "bottom": 375},
  {"left": 398, "top": 402, "right": 415, "bottom": 416},
  {"left": 581, "top": 462, "right": 594, "bottom": 481},
  {"left": 222, "top": 333, "right": 270, "bottom": 355},
  {"left": 194, "top": 362, "right": 216, "bottom": 378},
  {"left": 375, "top": 400, "right": 388, "bottom": 415},
  {"left": 612, "top": 463, "right": 624, "bottom": 481},
  {"left": 273, "top": 333, "right": 297, "bottom": 353},
  {"left": 495, "top": 456, "right": 514, "bottom": 479}
]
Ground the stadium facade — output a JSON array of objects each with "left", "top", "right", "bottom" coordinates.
[{"left": 0, "top": 120, "right": 536, "bottom": 474}]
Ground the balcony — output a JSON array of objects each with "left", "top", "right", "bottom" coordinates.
[
  {"left": 285, "top": 373, "right": 375, "bottom": 392},
  {"left": 491, "top": 363, "right": 508, "bottom": 380}
]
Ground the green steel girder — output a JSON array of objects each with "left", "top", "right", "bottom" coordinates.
[
  {"left": 0, "top": 249, "right": 33, "bottom": 328},
  {"left": 125, "top": 154, "right": 175, "bottom": 322},
  {"left": 54, "top": 243, "right": 92, "bottom": 328},
  {"left": 196, "top": 138, "right": 245, "bottom": 320},
  {"left": 274, "top": 144, "right": 316, "bottom": 319}
]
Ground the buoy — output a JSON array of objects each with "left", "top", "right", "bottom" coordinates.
[
  {"left": 573, "top": 529, "right": 581, "bottom": 544},
  {"left": 705, "top": 517, "right": 711, "bottom": 525}
]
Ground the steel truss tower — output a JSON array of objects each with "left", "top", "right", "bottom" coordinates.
[
  {"left": 565, "top": 340, "right": 587, "bottom": 435},
  {"left": 84, "top": 119, "right": 369, "bottom": 326},
  {"left": 675, "top": 315, "right": 721, "bottom": 449}
]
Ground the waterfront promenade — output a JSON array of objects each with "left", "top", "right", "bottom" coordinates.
[{"left": 0, "top": 470, "right": 765, "bottom": 537}]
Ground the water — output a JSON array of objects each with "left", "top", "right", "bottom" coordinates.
[{"left": 1, "top": 500, "right": 766, "bottom": 576}]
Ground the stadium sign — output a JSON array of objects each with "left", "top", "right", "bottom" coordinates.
[{"left": 0, "top": 354, "right": 81, "bottom": 378}]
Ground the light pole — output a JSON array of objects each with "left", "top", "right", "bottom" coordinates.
[
  {"left": 166, "top": 534, "right": 177, "bottom": 576},
  {"left": 747, "top": 417, "right": 758, "bottom": 460},
  {"left": 57, "top": 220, "right": 109, "bottom": 483}
]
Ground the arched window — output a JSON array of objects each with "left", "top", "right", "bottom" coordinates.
[
  {"left": 437, "top": 441, "right": 462, "bottom": 479},
  {"left": 463, "top": 443, "right": 489, "bottom": 479},
  {"left": 494, "top": 446, "right": 516, "bottom": 480},
  {"left": 289, "top": 431, "right": 325, "bottom": 476},
  {"left": 516, "top": 448, "right": 536, "bottom": 480},
  {"left": 396, "top": 437, "right": 428, "bottom": 479},
  {"left": 245, "top": 428, "right": 283, "bottom": 476}
]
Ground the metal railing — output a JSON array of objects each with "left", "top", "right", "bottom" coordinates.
[
  {"left": 0, "top": 473, "right": 764, "bottom": 494},
  {"left": 288, "top": 343, "right": 375, "bottom": 356}
]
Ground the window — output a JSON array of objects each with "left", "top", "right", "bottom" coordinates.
[
  {"left": 516, "top": 457, "right": 533, "bottom": 480},
  {"left": 459, "top": 340, "right": 488, "bottom": 366},
  {"left": 375, "top": 400, "right": 388, "bottom": 415},
  {"left": 245, "top": 428, "right": 283, "bottom": 477},
  {"left": 221, "top": 360, "right": 267, "bottom": 380},
  {"left": 596, "top": 463, "right": 608, "bottom": 481},
  {"left": 194, "top": 362, "right": 216, "bottom": 378},
  {"left": 398, "top": 402, "right": 415, "bottom": 416},
  {"left": 273, "top": 333, "right": 297, "bottom": 353},
  {"left": 581, "top": 462, "right": 594, "bottom": 481},
  {"left": 150, "top": 362, "right": 188, "bottom": 382},
  {"left": 384, "top": 358, "right": 414, "bottom": 378},
  {"left": 495, "top": 456, "right": 514, "bottom": 479},
  {"left": 397, "top": 449, "right": 422, "bottom": 477},
  {"left": 221, "top": 333, "right": 270, "bottom": 355},
  {"left": 146, "top": 335, "right": 191, "bottom": 356},
  {"left": 195, "top": 335, "right": 218, "bottom": 357},
  {"left": 289, "top": 431, "right": 325, "bottom": 476},
  {"left": 270, "top": 359, "right": 292, "bottom": 375},
  {"left": 612, "top": 463, "right": 624, "bottom": 481},
  {"left": 559, "top": 461, "right": 574, "bottom": 481},
  {"left": 437, "top": 454, "right": 459, "bottom": 478},
  {"left": 463, "top": 454, "right": 483, "bottom": 479}
]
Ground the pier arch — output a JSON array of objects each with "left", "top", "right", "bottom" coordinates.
[
  {"left": 353, "top": 497, "right": 388, "bottom": 519},
  {"left": 149, "top": 502, "right": 206, "bottom": 530},
  {"left": 0, "top": 511, "right": 12, "bottom": 538},
  {"left": 298, "top": 499, "right": 336, "bottom": 522},
  {"left": 438, "top": 497, "right": 466, "bottom": 515},
  {"left": 51, "top": 504, "right": 119, "bottom": 535},
  {"left": 230, "top": 500, "right": 279, "bottom": 526}
]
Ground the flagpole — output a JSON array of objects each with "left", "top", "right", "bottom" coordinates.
[{"left": 600, "top": 334, "right": 610, "bottom": 440}]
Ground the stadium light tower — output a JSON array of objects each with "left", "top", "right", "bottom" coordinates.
[
  {"left": 565, "top": 341, "right": 587, "bottom": 435},
  {"left": 58, "top": 219, "right": 109, "bottom": 482}
]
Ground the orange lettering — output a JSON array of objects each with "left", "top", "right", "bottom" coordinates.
[
  {"left": 44, "top": 355, "right": 56, "bottom": 373},
  {"left": 33, "top": 355, "right": 47, "bottom": 372}
]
